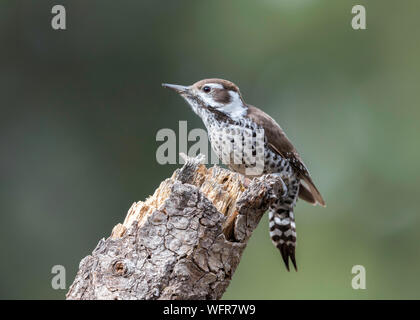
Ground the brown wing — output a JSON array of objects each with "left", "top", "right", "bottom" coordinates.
[{"left": 246, "top": 105, "right": 325, "bottom": 206}]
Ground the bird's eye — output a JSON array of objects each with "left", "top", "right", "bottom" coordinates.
[{"left": 203, "top": 86, "right": 211, "bottom": 93}]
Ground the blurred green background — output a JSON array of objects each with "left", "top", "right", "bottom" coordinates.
[{"left": 1, "top": 0, "right": 420, "bottom": 299}]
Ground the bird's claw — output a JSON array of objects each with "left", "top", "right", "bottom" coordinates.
[
  {"left": 270, "top": 173, "right": 288, "bottom": 198},
  {"left": 272, "top": 173, "right": 288, "bottom": 197},
  {"left": 280, "top": 178, "right": 288, "bottom": 197}
]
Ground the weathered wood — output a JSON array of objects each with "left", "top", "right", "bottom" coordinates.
[{"left": 66, "top": 155, "right": 284, "bottom": 300}]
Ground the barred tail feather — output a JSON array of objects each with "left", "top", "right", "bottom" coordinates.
[{"left": 269, "top": 209, "right": 297, "bottom": 271}]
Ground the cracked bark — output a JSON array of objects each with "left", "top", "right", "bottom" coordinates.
[{"left": 66, "top": 155, "right": 284, "bottom": 300}]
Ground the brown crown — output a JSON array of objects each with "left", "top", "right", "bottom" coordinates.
[{"left": 192, "top": 78, "right": 240, "bottom": 93}]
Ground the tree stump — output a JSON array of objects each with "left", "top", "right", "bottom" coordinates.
[{"left": 66, "top": 155, "right": 284, "bottom": 300}]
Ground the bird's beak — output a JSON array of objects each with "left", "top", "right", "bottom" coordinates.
[{"left": 162, "top": 83, "right": 190, "bottom": 95}]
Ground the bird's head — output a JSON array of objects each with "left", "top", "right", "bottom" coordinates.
[{"left": 162, "top": 78, "right": 247, "bottom": 120}]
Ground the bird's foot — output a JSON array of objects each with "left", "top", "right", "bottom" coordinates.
[{"left": 271, "top": 173, "right": 288, "bottom": 197}]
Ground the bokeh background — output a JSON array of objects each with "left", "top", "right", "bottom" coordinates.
[{"left": 1, "top": 0, "right": 420, "bottom": 299}]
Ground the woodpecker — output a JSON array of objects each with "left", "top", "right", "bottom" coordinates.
[{"left": 162, "top": 78, "right": 325, "bottom": 271}]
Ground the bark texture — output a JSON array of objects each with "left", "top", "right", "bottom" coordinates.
[{"left": 66, "top": 155, "right": 284, "bottom": 300}]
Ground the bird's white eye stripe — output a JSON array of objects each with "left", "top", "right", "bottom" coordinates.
[{"left": 204, "top": 83, "right": 224, "bottom": 89}]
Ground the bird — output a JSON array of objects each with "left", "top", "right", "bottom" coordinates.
[{"left": 162, "top": 78, "right": 325, "bottom": 271}]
